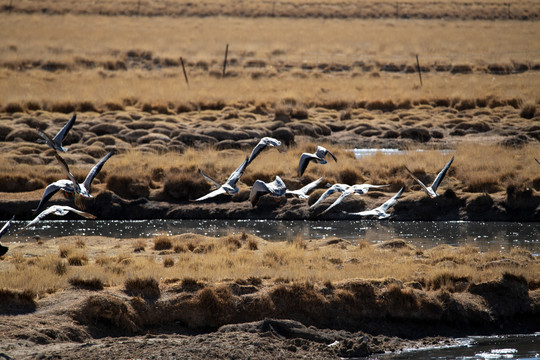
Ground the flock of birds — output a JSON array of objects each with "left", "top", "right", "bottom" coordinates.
[{"left": 1, "top": 113, "right": 538, "bottom": 258}]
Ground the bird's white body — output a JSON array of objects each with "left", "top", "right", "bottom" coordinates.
[
  {"left": 310, "top": 183, "right": 350, "bottom": 208},
  {"left": 297, "top": 146, "right": 337, "bottom": 176},
  {"left": 22, "top": 205, "right": 96, "bottom": 231},
  {"left": 34, "top": 151, "right": 115, "bottom": 213},
  {"left": 285, "top": 177, "right": 323, "bottom": 199},
  {"left": 319, "top": 184, "right": 388, "bottom": 215},
  {"left": 347, "top": 187, "right": 404, "bottom": 219},
  {"left": 196, "top": 157, "right": 249, "bottom": 201},
  {"left": 249, "top": 176, "right": 287, "bottom": 206}
]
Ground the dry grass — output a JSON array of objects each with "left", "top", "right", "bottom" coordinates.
[
  {"left": 0, "top": 15, "right": 539, "bottom": 106},
  {"left": 1, "top": 232, "right": 537, "bottom": 300}
]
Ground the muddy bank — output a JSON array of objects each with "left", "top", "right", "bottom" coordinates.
[
  {"left": 1, "top": 274, "right": 539, "bottom": 359},
  {"left": 1, "top": 186, "right": 539, "bottom": 222}
]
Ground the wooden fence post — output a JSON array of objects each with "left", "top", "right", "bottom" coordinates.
[
  {"left": 416, "top": 54, "right": 423, "bottom": 87},
  {"left": 222, "top": 44, "right": 229, "bottom": 78},
  {"left": 180, "top": 57, "right": 189, "bottom": 88}
]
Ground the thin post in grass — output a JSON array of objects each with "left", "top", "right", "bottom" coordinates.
[
  {"left": 180, "top": 57, "right": 190, "bottom": 88},
  {"left": 415, "top": 54, "right": 423, "bottom": 87},
  {"left": 136, "top": 0, "right": 141, "bottom": 16},
  {"left": 222, "top": 43, "right": 229, "bottom": 78},
  {"left": 8, "top": 0, "right": 13, "bottom": 12},
  {"left": 507, "top": 3, "right": 511, "bottom": 19}
]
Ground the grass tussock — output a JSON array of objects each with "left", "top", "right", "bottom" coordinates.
[
  {"left": 124, "top": 277, "right": 160, "bottom": 298},
  {"left": 153, "top": 235, "right": 173, "bottom": 251},
  {"left": 68, "top": 276, "right": 105, "bottom": 290}
]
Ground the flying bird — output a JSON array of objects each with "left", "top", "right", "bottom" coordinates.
[
  {"left": 318, "top": 184, "right": 389, "bottom": 215},
  {"left": 247, "top": 137, "right": 281, "bottom": 165},
  {"left": 285, "top": 177, "right": 323, "bottom": 199},
  {"left": 309, "top": 183, "right": 350, "bottom": 209},
  {"left": 37, "top": 113, "right": 77, "bottom": 152},
  {"left": 195, "top": 157, "right": 249, "bottom": 201},
  {"left": 21, "top": 206, "right": 96, "bottom": 232},
  {"left": 345, "top": 187, "right": 404, "bottom": 219},
  {"left": 0, "top": 215, "right": 15, "bottom": 257},
  {"left": 405, "top": 156, "right": 454, "bottom": 198},
  {"left": 249, "top": 176, "right": 287, "bottom": 207},
  {"left": 297, "top": 146, "right": 337, "bottom": 176},
  {"left": 34, "top": 150, "right": 115, "bottom": 213}
]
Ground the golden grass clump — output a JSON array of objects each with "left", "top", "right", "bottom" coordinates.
[
  {"left": 68, "top": 251, "right": 89, "bottom": 266},
  {"left": 163, "top": 256, "right": 175, "bottom": 268},
  {"left": 124, "top": 277, "right": 160, "bottom": 298},
  {"left": 153, "top": 235, "right": 173, "bottom": 251},
  {"left": 68, "top": 276, "right": 105, "bottom": 290}
]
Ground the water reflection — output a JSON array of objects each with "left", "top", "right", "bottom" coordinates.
[{"left": 5, "top": 220, "right": 540, "bottom": 253}]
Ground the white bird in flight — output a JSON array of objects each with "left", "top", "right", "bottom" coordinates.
[
  {"left": 249, "top": 176, "right": 287, "bottom": 207},
  {"left": 37, "top": 113, "right": 77, "bottom": 152},
  {"left": 285, "top": 177, "right": 323, "bottom": 199},
  {"left": 297, "top": 146, "right": 337, "bottom": 176},
  {"left": 0, "top": 215, "right": 15, "bottom": 257},
  {"left": 21, "top": 205, "right": 96, "bottom": 232},
  {"left": 345, "top": 187, "right": 404, "bottom": 219},
  {"left": 196, "top": 157, "right": 249, "bottom": 201},
  {"left": 247, "top": 137, "right": 281, "bottom": 165},
  {"left": 34, "top": 150, "right": 115, "bottom": 213},
  {"left": 405, "top": 156, "right": 454, "bottom": 198},
  {"left": 318, "top": 184, "right": 389, "bottom": 215},
  {"left": 310, "top": 183, "right": 350, "bottom": 209}
]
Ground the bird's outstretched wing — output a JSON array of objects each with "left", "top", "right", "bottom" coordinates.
[
  {"left": 378, "top": 187, "right": 404, "bottom": 212},
  {"left": 226, "top": 157, "right": 249, "bottom": 188},
  {"left": 431, "top": 156, "right": 454, "bottom": 192},
  {"left": 405, "top": 167, "right": 430, "bottom": 195},
  {"left": 23, "top": 205, "right": 95, "bottom": 231},
  {"left": 0, "top": 215, "right": 15, "bottom": 239},
  {"left": 287, "top": 177, "right": 323, "bottom": 198},
  {"left": 53, "top": 113, "right": 76, "bottom": 147},
  {"left": 315, "top": 146, "right": 337, "bottom": 162},
  {"left": 83, "top": 150, "right": 115, "bottom": 191},
  {"left": 36, "top": 130, "right": 57, "bottom": 150},
  {"left": 54, "top": 153, "right": 81, "bottom": 193},
  {"left": 33, "top": 180, "right": 70, "bottom": 213},
  {"left": 247, "top": 137, "right": 281, "bottom": 165},
  {"left": 310, "top": 184, "right": 348, "bottom": 208},
  {"left": 249, "top": 180, "right": 270, "bottom": 206},
  {"left": 194, "top": 187, "right": 227, "bottom": 202},
  {"left": 298, "top": 153, "right": 316, "bottom": 176},
  {"left": 199, "top": 169, "right": 221, "bottom": 189}
]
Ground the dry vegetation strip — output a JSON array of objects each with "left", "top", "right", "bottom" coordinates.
[
  {"left": 2, "top": 0, "right": 539, "bottom": 19},
  {"left": 1, "top": 15, "right": 539, "bottom": 105},
  {"left": 0, "top": 234, "right": 538, "bottom": 297}
]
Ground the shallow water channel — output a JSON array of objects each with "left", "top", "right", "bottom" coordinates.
[
  {"left": 373, "top": 333, "right": 540, "bottom": 360},
  {"left": 6, "top": 219, "right": 540, "bottom": 254}
]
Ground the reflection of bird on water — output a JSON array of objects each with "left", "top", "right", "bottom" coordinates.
[
  {"left": 310, "top": 183, "right": 350, "bottom": 209},
  {"left": 0, "top": 215, "right": 15, "bottom": 257},
  {"left": 405, "top": 156, "right": 454, "bottom": 198},
  {"left": 34, "top": 150, "right": 115, "bottom": 213},
  {"left": 285, "top": 177, "right": 323, "bottom": 199},
  {"left": 249, "top": 176, "right": 287, "bottom": 207},
  {"left": 36, "top": 113, "right": 77, "bottom": 153},
  {"left": 247, "top": 137, "right": 281, "bottom": 165},
  {"left": 345, "top": 187, "right": 404, "bottom": 219},
  {"left": 196, "top": 157, "right": 249, "bottom": 201},
  {"left": 297, "top": 146, "right": 337, "bottom": 176},
  {"left": 318, "top": 184, "right": 389, "bottom": 215},
  {"left": 21, "top": 205, "right": 96, "bottom": 232}
]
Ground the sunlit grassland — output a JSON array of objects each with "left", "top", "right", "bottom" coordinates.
[
  {"left": 0, "top": 15, "right": 539, "bottom": 106},
  {"left": 0, "top": 232, "right": 538, "bottom": 296}
]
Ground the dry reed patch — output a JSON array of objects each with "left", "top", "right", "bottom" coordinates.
[
  {"left": 68, "top": 276, "right": 105, "bottom": 290},
  {"left": 124, "top": 277, "right": 160, "bottom": 298},
  {"left": 0, "top": 288, "right": 36, "bottom": 314},
  {"left": 153, "top": 235, "right": 173, "bottom": 251}
]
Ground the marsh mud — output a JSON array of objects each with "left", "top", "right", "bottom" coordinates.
[{"left": 1, "top": 273, "right": 539, "bottom": 359}]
